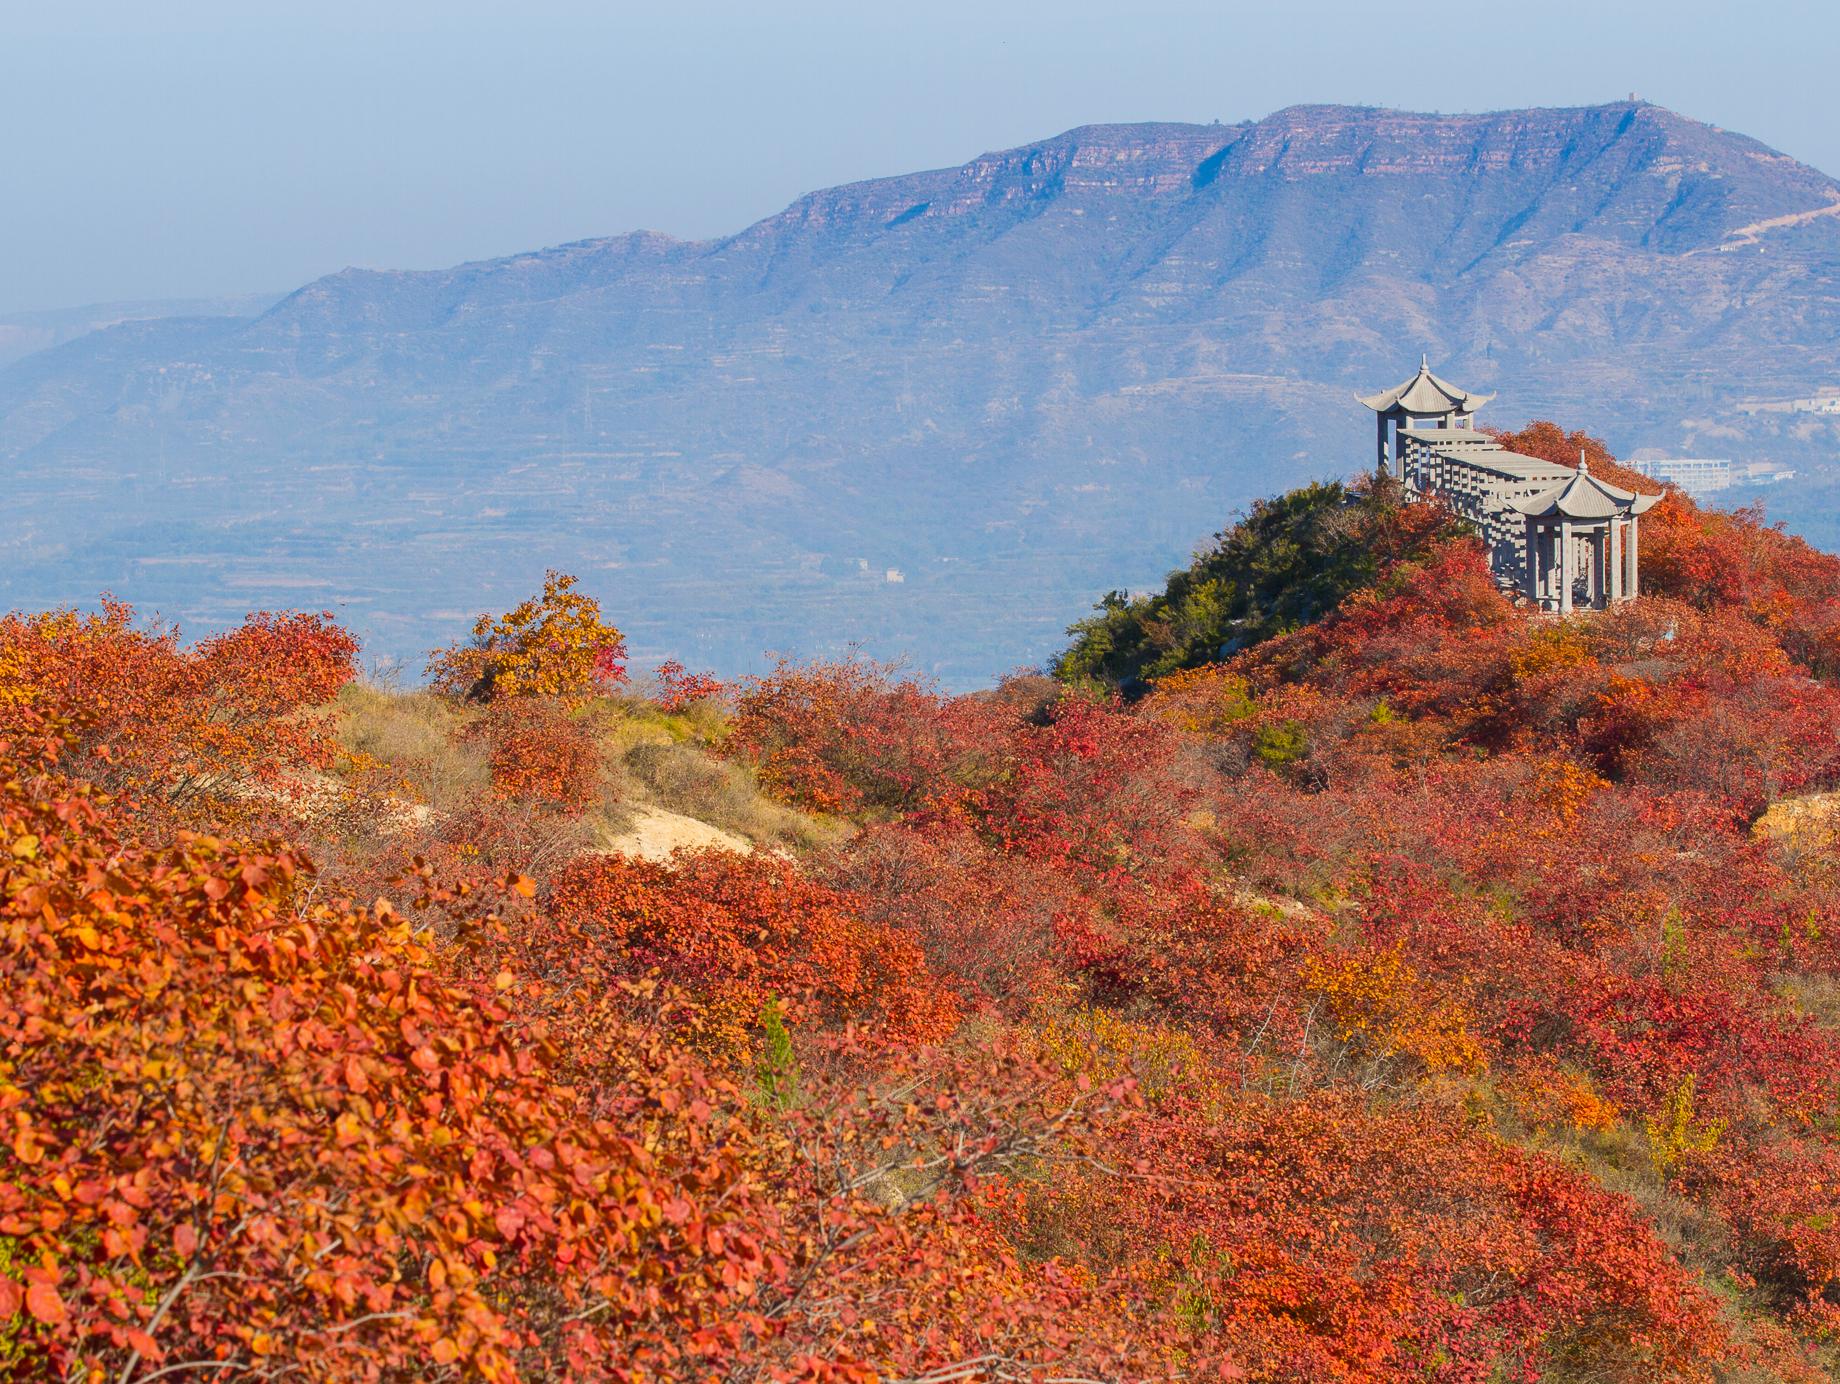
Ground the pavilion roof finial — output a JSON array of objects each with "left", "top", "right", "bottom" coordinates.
[
  {"left": 1421, "top": 352, "right": 1429, "bottom": 371},
  {"left": 1578, "top": 448, "right": 1590, "bottom": 475}
]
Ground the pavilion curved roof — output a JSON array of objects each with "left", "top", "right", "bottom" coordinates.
[
  {"left": 1513, "top": 462, "right": 1661, "bottom": 520},
  {"left": 1357, "top": 357, "right": 1496, "bottom": 415}
]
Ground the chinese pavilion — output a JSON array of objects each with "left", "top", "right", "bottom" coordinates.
[{"left": 1358, "top": 360, "right": 1658, "bottom": 613}]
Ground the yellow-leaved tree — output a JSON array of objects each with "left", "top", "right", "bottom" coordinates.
[{"left": 428, "top": 570, "right": 627, "bottom": 703}]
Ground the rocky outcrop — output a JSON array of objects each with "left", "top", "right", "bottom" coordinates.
[{"left": 1754, "top": 793, "right": 1840, "bottom": 854}]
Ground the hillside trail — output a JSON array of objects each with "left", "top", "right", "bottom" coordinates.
[
  {"left": 244, "top": 769, "right": 756, "bottom": 863},
  {"left": 1703, "top": 189, "right": 1840, "bottom": 252}
]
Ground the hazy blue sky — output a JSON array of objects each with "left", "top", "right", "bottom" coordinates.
[{"left": 5, "top": 0, "right": 1837, "bottom": 313}]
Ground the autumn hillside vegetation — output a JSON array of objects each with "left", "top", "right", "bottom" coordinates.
[
  {"left": 9, "top": 438, "right": 1840, "bottom": 1380},
  {"left": 1056, "top": 475, "right": 1470, "bottom": 690},
  {"left": 1056, "top": 422, "right": 1667, "bottom": 694}
]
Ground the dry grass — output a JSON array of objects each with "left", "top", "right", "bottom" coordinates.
[
  {"left": 621, "top": 740, "right": 845, "bottom": 852},
  {"left": 1773, "top": 970, "right": 1840, "bottom": 1028},
  {"left": 334, "top": 682, "right": 488, "bottom": 814},
  {"left": 331, "top": 682, "right": 842, "bottom": 856},
  {"left": 576, "top": 692, "right": 847, "bottom": 851}
]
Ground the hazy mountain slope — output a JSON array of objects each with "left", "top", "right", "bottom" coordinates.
[
  {"left": 5, "top": 101, "right": 1840, "bottom": 684},
  {"left": 0, "top": 291, "right": 282, "bottom": 369}
]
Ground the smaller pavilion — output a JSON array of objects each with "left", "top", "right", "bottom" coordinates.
[
  {"left": 1357, "top": 360, "right": 1659, "bottom": 613},
  {"left": 1515, "top": 458, "right": 1658, "bottom": 614}
]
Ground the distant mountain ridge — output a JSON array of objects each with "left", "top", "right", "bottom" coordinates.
[
  {"left": 0, "top": 291, "right": 282, "bottom": 368},
  {"left": 6, "top": 101, "right": 1840, "bottom": 684}
]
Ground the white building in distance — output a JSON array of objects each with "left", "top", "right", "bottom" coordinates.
[{"left": 1631, "top": 458, "right": 1733, "bottom": 495}]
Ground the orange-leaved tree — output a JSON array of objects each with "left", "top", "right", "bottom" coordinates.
[{"left": 427, "top": 570, "right": 627, "bottom": 703}]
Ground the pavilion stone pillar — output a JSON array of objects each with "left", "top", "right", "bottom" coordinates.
[
  {"left": 1376, "top": 412, "right": 1389, "bottom": 475},
  {"left": 1608, "top": 521, "right": 1624, "bottom": 603},
  {"left": 1558, "top": 521, "right": 1574, "bottom": 615},
  {"left": 1626, "top": 518, "right": 1640, "bottom": 598},
  {"left": 1524, "top": 518, "right": 1538, "bottom": 602}
]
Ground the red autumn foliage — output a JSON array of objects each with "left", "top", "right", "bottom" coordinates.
[
  {"left": 462, "top": 697, "right": 604, "bottom": 815},
  {"left": 1684, "top": 1139, "right": 1840, "bottom": 1332},
  {"left": 0, "top": 600, "right": 357, "bottom": 834},
  {"left": 0, "top": 732, "right": 787, "bottom": 1379},
  {"left": 0, "top": 725, "right": 1198, "bottom": 1382},
  {"left": 545, "top": 848, "right": 960, "bottom": 1054},
  {"left": 653, "top": 658, "right": 725, "bottom": 713},
  {"left": 960, "top": 690, "right": 1199, "bottom": 881},
  {"left": 1065, "top": 1089, "right": 1727, "bottom": 1382},
  {"left": 723, "top": 656, "right": 994, "bottom": 815},
  {"left": 823, "top": 820, "right": 1084, "bottom": 1015},
  {"left": 1641, "top": 492, "right": 1840, "bottom": 675},
  {"left": 16, "top": 433, "right": 1840, "bottom": 1381}
]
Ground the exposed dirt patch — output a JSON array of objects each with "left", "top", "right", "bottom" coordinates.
[{"left": 600, "top": 804, "right": 752, "bottom": 860}]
